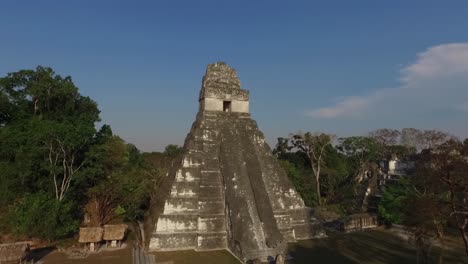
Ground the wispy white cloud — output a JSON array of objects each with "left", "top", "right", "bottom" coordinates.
[
  {"left": 456, "top": 102, "right": 468, "bottom": 113},
  {"left": 402, "top": 43, "right": 468, "bottom": 84},
  {"left": 306, "top": 43, "right": 468, "bottom": 119},
  {"left": 307, "top": 96, "right": 371, "bottom": 118}
]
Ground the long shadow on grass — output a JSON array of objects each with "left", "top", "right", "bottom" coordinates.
[
  {"left": 28, "top": 246, "right": 56, "bottom": 262},
  {"left": 289, "top": 230, "right": 468, "bottom": 264},
  {"left": 288, "top": 230, "right": 416, "bottom": 264}
]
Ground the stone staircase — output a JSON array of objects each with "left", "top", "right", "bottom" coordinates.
[
  {"left": 149, "top": 111, "right": 324, "bottom": 262},
  {"left": 150, "top": 112, "right": 227, "bottom": 251}
]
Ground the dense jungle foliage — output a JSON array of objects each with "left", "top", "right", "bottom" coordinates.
[
  {"left": 0, "top": 67, "right": 466, "bottom": 256},
  {"left": 0, "top": 67, "right": 181, "bottom": 242},
  {"left": 274, "top": 130, "right": 468, "bottom": 255}
]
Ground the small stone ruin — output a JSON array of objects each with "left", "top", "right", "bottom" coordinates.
[{"left": 149, "top": 62, "right": 324, "bottom": 262}]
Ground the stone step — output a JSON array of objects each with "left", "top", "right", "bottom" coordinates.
[
  {"left": 274, "top": 214, "right": 292, "bottom": 229},
  {"left": 243, "top": 246, "right": 286, "bottom": 263},
  {"left": 198, "top": 185, "right": 223, "bottom": 198},
  {"left": 197, "top": 232, "right": 227, "bottom": 250},
  {"left": 151, "top": 233, "right": 197, "bottom": 250},
  {"left": 198, "top": 198, "right": 225, "bottom": 214},
  {"left": 201, "top": 118, "right": 218, "bottom": 124},
  {"left": 198, "top": 215, "right": 226, "bottom": 233},
  {"left": 288, "top": 208, "right": 313, "bottom": 223},
  {"left": 184, "top": 140, "right": 204, "bottom": 152},
  {"left": 203, "top": 142, "right": 219, "bottom": 153},
  {"left": 291, "top": 222, "right": 321, "bottom": 240},
  {"left": 155, "top": 215, "right": 198, "bottom": 233},
  {"left": 202, "top": 112, "right": 219, "bottom": 117},
  {"left": 175, "top": 168, "right": 201, "bottom": 182},
  {"left": 200, "top": 170, "right": 222, "bottom": 186},
  {"left": 279, "top": 228, "right": 296, "bottom": 242},
  {"left": 203, "top": 158, "right": 220, "bottom": 171},
  {"left": 163, "top": 197, "right": 199, "bottom": 214},
  {"left": 181, "top": 155, "right": 203, "bottom": 168},
  {"left": 170, "top": 182, "right": 200, "bottom": 198}
]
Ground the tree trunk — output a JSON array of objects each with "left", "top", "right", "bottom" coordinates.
[
  {"left": 138, "top": 220, "right": 146, "bottom": 248},
  {"left": 310, "top": 157, "right": 321, "bottom": 206},
  {"left": 460, "top": 224, "right": 468, "bottom": 256},
  {"left": 316, "top": 174, "right": 321, "bottom": 206}
]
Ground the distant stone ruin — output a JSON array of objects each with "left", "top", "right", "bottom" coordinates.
[{"left": 149, "top": 62, "right": 324, "bottom": 262}]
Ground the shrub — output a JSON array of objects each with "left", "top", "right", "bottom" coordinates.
[
  {"left": 378, "top": 183, "right": 409, "bottom": 224},
  {"left": 11, "top": 192, "right": 80, "bottom": 241}
]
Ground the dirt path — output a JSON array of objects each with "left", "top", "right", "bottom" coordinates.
[
  {"left": 38, "top": 246, "right": 132, "bottom": 264},
  {"left": 32, "top": 230, "right": 468, "bottom": 264}
]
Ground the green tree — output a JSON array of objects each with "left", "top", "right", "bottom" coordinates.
[
  {"left": 290, "top": 132, "right": 334, "bottom": 206},
  {"left": 163, "top": 144, "right": 183, "bottom": 167},
  {"left": 85, "top": 132, "right": 161, "bottom": 226},
  {"left": 337, "top": 136, "right": 382, "bottom": 180},
  {"left": 417, "top": 139, "right": 468, "bottom": 255},
  {"left": 369, "top": 128, "right": 401, "bottom": 146},
  {"left": 319, "top": 146, "right": 354, "bottom": 206},
  {"left": 0, "top": 66, "right": 100, "bottom": 240},
  {"left": 0, "top": 66, "right": 99, "bottom": 201},
  {"left": 10, "top": 192, "right": 79, "bottom": 241},
  {"left": 274, "top": 137, "right": 353, "bottom": 208},
  {"left": 85, "top": 135, "right": 130, "bottom": 225},
  {"left": 379, "top": 138, "right": 468, "bottom": 257},
  {"left": 278, "top": 159, "right": 316, "bottom": 206},
  {"left": 378, "top": 180, "right": 411, "bottom": 224},
  {"left": 273, "top": 137, "right": 292, "bottom": 157},
  {"left": 164, "top": 144, "right": 183, "bottom": 156}
]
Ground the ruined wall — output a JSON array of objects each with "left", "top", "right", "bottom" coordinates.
[
  {"left": 200, "top": 98, "right": 249, "bottom": 113},
  {"left": 231, "top": 100, "right": 249, "bottom": 113},
  {"left": 149, "top": 62, "right": 323, "bottom": 262}
]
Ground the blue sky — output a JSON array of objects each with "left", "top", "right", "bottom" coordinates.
[{"left": 1, "top": 1, "right": 468, "bottom": 151}]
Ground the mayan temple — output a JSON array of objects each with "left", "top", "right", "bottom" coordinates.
[{"left": 148, "top": 62, "right": 323, "bottom": 262}]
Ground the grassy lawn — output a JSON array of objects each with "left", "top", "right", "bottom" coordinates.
[
  {"left": 154, "top": 229, "right": 468, "bottom": 264},
  {"left": 288, "top": 229, "right": 467, "bottom": 264},
  {"left": 154, "top": 249, "right": 240, "bottom": 264},
  {"left": 39, "top": 229, "right": 468, "bottom": 263}
]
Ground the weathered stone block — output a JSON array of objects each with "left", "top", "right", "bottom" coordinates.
[
  {"left": 274, "top": 214, "right": 292, "bottom": 229},
  {"left": 174, "top": 168, "right": 200, "bottom": 182},
  {"left": 163, "top": 198, "right": 198, "bottom": 214},
  {"left": 156, "top": 215, "right": 198, "bottom": 233},
  {"left": 202, "top": 158, "right": 220, "bottom": 171},
  {"left": 279, "top": 228, "right": 296, "bottom": 242},
  {"left": 170, "top": 182, "right": 200, "bottom": 198},
  {"left": 184, "top": 139, "right": 204, "bottom": 151},
  {"left": 181, "top": 156, "right": 203, "bottom": 168},
  {"left": 202, "top": 142, "right": 219, "bottom": 153},
  {"left": 199, "top": 171, "right": 222, "bottom": 186},
  {"left": 197, "top": 232, "right": 227, "bottom": 250},
  {"left": 198, "top": 215, "right": 226, "bottom": 232},
  {"left": 151, "top": 233, "right": 197, "bottom": 250},
  {"left": 198, "top": 185, "right": 223, "bottom": 198},
  {"left": 198, "top": 198, "right": 225, "bottom": 214}
]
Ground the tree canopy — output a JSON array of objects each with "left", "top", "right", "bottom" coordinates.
[{"left": 0, "top": 66, "right": 173, "bottom": 242}]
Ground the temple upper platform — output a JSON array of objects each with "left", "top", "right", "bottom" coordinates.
[{"left": 199, "top": 62, "right": 250, "bottom": 113}]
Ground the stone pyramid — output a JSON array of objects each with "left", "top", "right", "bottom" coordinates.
[{"left": 149, "top": 62, "right": 323, "bottom": 262}]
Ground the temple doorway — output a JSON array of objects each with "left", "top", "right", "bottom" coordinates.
[{"left": 223, "top": 101, "right": 231, "bottom": 112}]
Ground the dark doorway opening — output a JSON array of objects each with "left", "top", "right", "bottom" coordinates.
[{"left": 223, "top": 101, "right": 232, "bottom": 112}]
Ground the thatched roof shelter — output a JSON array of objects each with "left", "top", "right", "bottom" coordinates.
[
  {"left": 103, "top": 224, "right": 128, "bottom": 241},
  {"left": 79, "top": 227, "right": 103, "bottom": 243},
  {"left": 0, "top": 242, "right": 29, "bottom": 262},
  {"left": 345, "top": 212, "right": 376, "bottom": 219},
  {"left": 338, "top": 213, "right": 378, "bottom": 232}
]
